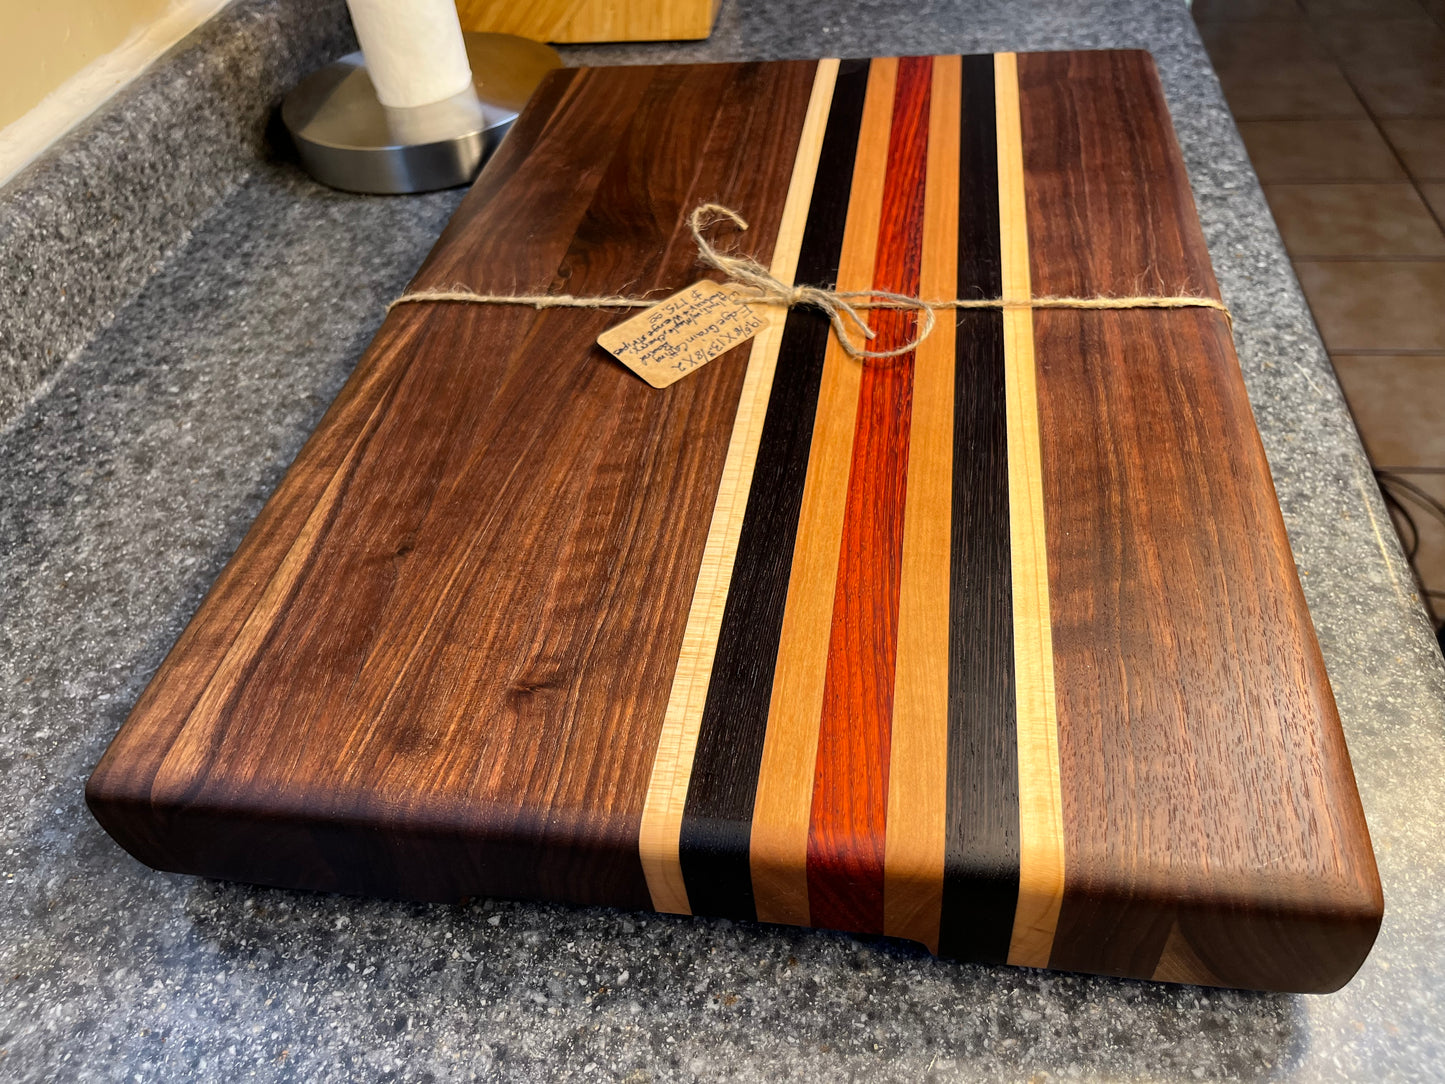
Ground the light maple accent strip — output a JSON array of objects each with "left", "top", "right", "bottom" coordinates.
[
  {"left": 749, "top": 57, "right": 900, "bottom": 928},
  {"left": 637, "top": 58, "right": 841, "bottom": 915},
  {"left": 995, "top": 50, "right": 1066, "bottom": 969},
  {"left": 883, "top": 54, "right": 959, "bottom": 953}
]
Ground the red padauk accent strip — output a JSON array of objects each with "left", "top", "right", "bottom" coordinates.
[{"left": 806, "top": 54, "right": 932, "bottom": 933}]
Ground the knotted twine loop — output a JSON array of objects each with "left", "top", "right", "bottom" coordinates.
[
  {"left": 388, "top": 201, "right": 1232, "bottom": 358},
  {"left": 684, "top": 203, "right": 934, "bottom": 359}
]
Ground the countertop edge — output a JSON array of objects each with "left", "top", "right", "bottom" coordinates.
[{"left": 0, "top": 0, "right": 355, "bottom": 432}]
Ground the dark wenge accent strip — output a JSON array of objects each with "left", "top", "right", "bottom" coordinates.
[
  {"left": 936, "top": 52, "right": 1020, "bottom": 965},
  {"left": 676, "top": 58, "right": 871, "bottom": 921}
]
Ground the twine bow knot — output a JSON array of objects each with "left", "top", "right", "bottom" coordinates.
[{"left": 685, "top": 203, "right": 934, "bottom": 360}]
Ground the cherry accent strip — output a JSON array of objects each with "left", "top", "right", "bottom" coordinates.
[{"left": 806, "top": 54, "right": 932, "bottom": 934}]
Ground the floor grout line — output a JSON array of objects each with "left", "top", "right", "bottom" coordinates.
[
  {"left": 1323, "top": 349, "right": 1445, "bottom": 357},
  {"left": 1254, "top": 175, "right": 1423, "bottom": 185},
  {"left": 1263, "top": 181, "right": 1434, "bottom": 187},
  {"left": 1331, "top": 350, "right": 1445, "bottom": 357},
  {"left": 1234, "top": 115, "right": 1382, "bottom": 122},
  {"left": 1308, "top": 12, "right": 1445, "bottom": 234},
  {"left": 1293, "top": 255, "right": 1445, "bottom": 263},
  {"left": 1199, "top": 2, "right": 1445, "bottom": 621}
]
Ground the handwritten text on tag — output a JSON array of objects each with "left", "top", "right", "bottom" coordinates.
[{"left": 597, "top": 280, "right": 770, "bottom": 388}]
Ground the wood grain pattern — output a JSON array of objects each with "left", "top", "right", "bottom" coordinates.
[
  {"left": 748, "top": 57, "right": 897, "bottom": 928},
  {"left": 937, "top": 51, "right": 1018, "bottom": 966},
  {"left": 995, "top": 51, "right": 1066, "bottom": 971},
  {"left": 1019, "top": 49, "right": 1381, "bottom": 991},
  {"left": 883, "top": 53, "right": 959, "bottom": 953},
  {"left": 89, "top": 59, "right": 818, "bottom": 907},
  {"left": 88, "top": 49, "right": 1382, "bottom": 993},
  {"left": 807, "top": 54, "right": 931, "bottom": 934},
  {"left": 638, "top": 58, "right": 841, "bottom": 917},
  {"left": 456, "top": 0, "right": 720, "bottom": 44}
]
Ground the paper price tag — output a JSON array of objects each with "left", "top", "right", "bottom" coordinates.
[{"left": 597, "top": 280, "right": 771, "bottom": 388}]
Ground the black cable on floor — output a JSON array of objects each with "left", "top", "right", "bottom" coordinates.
[{"left": 1375, "top": 469, "right": 1445, "bottom": 630}]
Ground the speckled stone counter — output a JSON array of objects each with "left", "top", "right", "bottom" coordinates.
[
  {"left": 0, "top": 0, "right": 354, "bottom": 428},
  {"left": 2, "top": 1, "right": 1443, "bottom": 1081}
]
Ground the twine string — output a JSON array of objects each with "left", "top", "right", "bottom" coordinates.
[
  {"left": 683, "top": 203, "right": 934, "bottom": 359},
  {"left": 388, "top": 202, "right": 1231, "bottom": 358}
]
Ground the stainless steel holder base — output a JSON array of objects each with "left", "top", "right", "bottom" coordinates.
[{"left": 282, "top": 32, "right": 561, "bottom": 195}]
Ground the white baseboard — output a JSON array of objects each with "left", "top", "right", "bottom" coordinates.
[{"left": 0, "top": 0, "right": 234, "bottom": 189}]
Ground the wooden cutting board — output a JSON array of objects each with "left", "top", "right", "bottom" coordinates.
[{"left": 87, "top": 51, "right": 1383, "bottom": 993}]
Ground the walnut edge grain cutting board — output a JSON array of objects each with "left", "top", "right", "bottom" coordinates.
[{"left": 87, "top": 51, "right": 1383, "bottom": 993}]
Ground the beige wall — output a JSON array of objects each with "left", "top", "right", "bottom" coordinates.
[{"left": 0, "top": 0, "right": 175, "bottom": 130}]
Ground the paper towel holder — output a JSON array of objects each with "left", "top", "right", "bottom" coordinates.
[{"left": 282, "top": 32, "right": 562, "bottom": 195}]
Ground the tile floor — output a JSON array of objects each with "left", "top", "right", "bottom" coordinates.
[{"left": 1195, "top": 0, "right": 1445, "bottom": 627}]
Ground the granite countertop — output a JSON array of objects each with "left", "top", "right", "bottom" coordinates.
[{"left": 2, "top": 0, "right": 1443, "bottom": 1080}]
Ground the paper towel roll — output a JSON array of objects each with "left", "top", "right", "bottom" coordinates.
[{"left": 345, "top": 0, "right": 474, "bottom": 109}]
